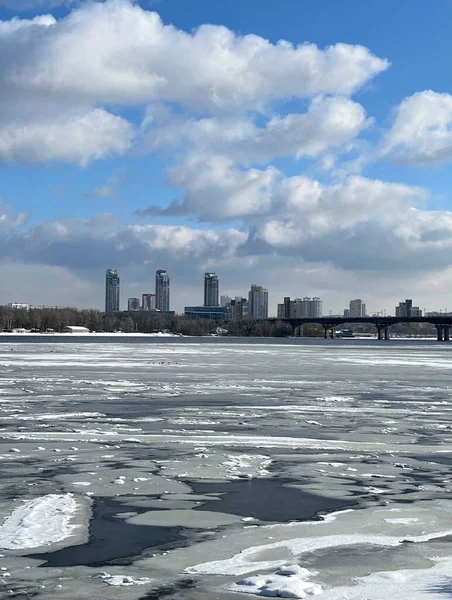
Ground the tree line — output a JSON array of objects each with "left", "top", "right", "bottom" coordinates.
[
  {"left": 0, "top": 306, "right": 309, "bottom": 337},
  {"left": 0, "top": 306, "right": 438, "bottom": 337}
]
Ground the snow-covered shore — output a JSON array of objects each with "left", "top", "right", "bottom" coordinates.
[{"left": 0, "top": 331, "right": 182, "bottom": 337}]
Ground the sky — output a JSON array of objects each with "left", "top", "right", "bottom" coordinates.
[{"left": 1, "top": 0, "right": 452, "bottom": 315}]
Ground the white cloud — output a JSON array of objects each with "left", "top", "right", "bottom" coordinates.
[
  {"left": 159, "top": 155, "right": 279, "bottom": 220},
  {"left": 146, "top": 96, "right": 370, "bottom": 164},
  {"left": 383, "top": 90, "right": 452, "bottom": 165},
  {"left": 145, "top": 156, "right": 426, "bottom": 225},
  {"left": 0, "top": 0, "right": 388, "bottom": 165},
  {"left": 3, "top": 0, "right": 387, "bottom": 109},
  {"left": 0, "top": 109, "right": 134, "bottom": 165}
]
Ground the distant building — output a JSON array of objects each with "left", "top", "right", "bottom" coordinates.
[
  {"left": 204, "top": 273, "right": 219, "bottom": 307},
  {"left": 142, "top": 293, "right": 156, "bottom": 311},
  {"left": 230, "top": 297, "right": 248, "bottom": 320},
  {"left": 105, "top": 269, "right": 120, "bottom": 313},
  {"left": 349, "top": 299, "right": 366, "bottom": 318},
  {"left": 155, "top": 270, "right": 170, "bottom": 311},
  {"left": 220, "top": 295, "right": 231, "bottom": 307},
  {"left": 63, "top": 326, "right": 90, "bottom": 334},
  {"left": 248, "top": 284, "right": 268, "bottom": 320},
  {"left": 127, "top": 297, "right": 141, "bottom": 312},
  {"left": 396, "top": 299, "right": 422, "bottom": 317},
  {"left": 8, "top": 303, "right": 30, "bottom": 310},
  {"left": 184, "top": 306, "right": 229, "bottom": 320},
  {"left": 277, "top": 297, "right": 321, "bottom": 319},
  {"left": 301, "top": 297, "right": 322, "bottom": 318}
]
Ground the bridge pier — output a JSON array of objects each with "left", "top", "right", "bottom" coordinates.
[
  {"left": 377, "top": 324, "right": 391, "bottom": 340},
  {"left": 323, "top": 325, "right": 335, "bottom": 339},
  {"left": 436, "top": 325, "right": 444, "bottom": 342},
  {"left": 445, "top": 326, "right": 450, "bottom": 341}
]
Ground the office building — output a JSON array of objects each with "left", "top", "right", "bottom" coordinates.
[
  {"left": 396, "top": 299, "right": 421, "bottom": 317},
  {"left": 204, "top": 272, "right": 219, "bottom": 307},
  {"left": 184, "top": 306, "right": 230, "bottom": 320},
  {"left": 105, "top": 268, "right": 120, "bottom": 313},
  {"left": 127, "top": 297, "right": 140, "bottom": 312},
  {"left": 142, "top": 293, "right": 156, "bottom": 311},
  {"left": 155, "top": 270, "right": 170, "bottom": 311},
  {"left": 248, "top": 284, "right": 268, "bottom": 320},
  {"left": 349, "top": 299, "right": 366, "bottom": 318}
]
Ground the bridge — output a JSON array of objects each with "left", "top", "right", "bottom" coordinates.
[{"left": 268, "top": 316, "right": 452, "bottom": 341}]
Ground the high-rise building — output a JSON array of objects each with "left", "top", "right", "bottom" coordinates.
[
  {"left": 142, "top": 293, "right": 156, "bottom": 311},
  {"left": 349, "top": 299, "right": 366, "bottom": 318},
  {"left": 396, "top": 299, "right": 421, "bottom": 317},
  {"left": 204, "top": 272, "right": 219, "bottom": 307},
  {"left": 220, "top": 295, "right": 231, "bottom": 307},
  {"left": 248, "top": 284, "right": 268, "bottom": 320},
  {"left": 155, "top": 270, "right": 170, "bottom": 311},
  {"left": 277, "top": 297, "right": 322, "bottom": 319},
  {"left": 127, "top": 297, "right": 140, "bottom": 311},
  {"left": 296, "top": 297, "right": 322, "bottom": 318},
  {"left": 105, "top": 268, "right": 120, "bottom": 313}
]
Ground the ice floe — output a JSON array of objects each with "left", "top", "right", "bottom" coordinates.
[{"left": 0, "top": 494, "right": 80, "bottom": 550}]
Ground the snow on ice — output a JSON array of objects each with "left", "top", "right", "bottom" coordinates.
[
  {"left": 0, "top": 494, "right": 80, "bottom": 550},
  {"left": 234, "top": 564, "right": 322, "bottom": 598}
]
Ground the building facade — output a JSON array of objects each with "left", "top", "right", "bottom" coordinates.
[
  {"left": 127, "top": 297, "right": 141, "bottom": 311},
  {"left": 248, "top": 284, "right": 268, "bottom": 320},
  {"left": 220, "top": 295, "right": 231, "bottom": 307},
  {"left": 184, "top": 306, "right": 229, "bottom": 320},
  {"left": 105, "top": 268, "right": 120, "bottom": 313},
  {"left": 230, "top": 297, "right": 249, "bottom": 320},
  {"left": 204, "top": 272, "right": 219, "bottom": 307},
  {"left": 142, "top": 293, "right": 156, "bottom": 311},
  {"left": 395, "top": 299, "right": 422, "bottom": 317},
  {"left": 277, "top": 297, "right": 322, "bottom": 319},
  {"left": 155, "top": 270, "right": 170, "bottom": 311},
  {"left": 349, "top": 299, "right": 366, "bottom": 318}
]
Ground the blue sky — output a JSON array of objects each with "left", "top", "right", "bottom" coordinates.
[{"left": 1, "top": 0, "right": 452, "bottom": 313}]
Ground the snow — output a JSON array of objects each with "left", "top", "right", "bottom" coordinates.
[
  {"left": 98, "top": 572, "right": 151, "bottom": 586},
  {"left": 318, "top": 557, "right": 452, "bottom": 600},
  {"left": 234, "top": 565, "right": 321, "bottom": 598},
  {"left": 186, "top": 530, "right": 452, "bottom": 576},
  {"left": 0, "top": 494, "right": 79, "bottom": 549}
]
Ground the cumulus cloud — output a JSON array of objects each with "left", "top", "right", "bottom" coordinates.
[
  {"left": 141, "top": 156, "right": 426, "bottom": 224},
  {"left": 1, "top": 0, "right": 387, "bottom": 110},
  {"left": 0, "top": 109, "right": 134, "bottom": 165},
  {"left": 0, "top": 0, "right": 388, "bottom": 165},
  {"left": 141, "top": 155, "right": 279, "bottom": 220},
  {"left": 383, "top": 91, "right": 452, "bottom": 165},
  {"left": 145, "top": 96, "right": 370, "bottom": 164}
]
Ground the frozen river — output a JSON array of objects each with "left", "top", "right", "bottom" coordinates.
[{"left": 2, "top": 337, "right": 452, "bottom": 598}]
